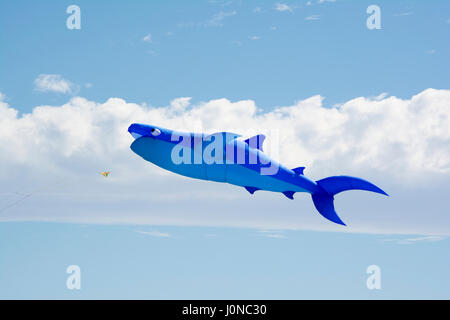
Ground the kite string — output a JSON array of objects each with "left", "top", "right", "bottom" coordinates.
[{"left": 0, "top": 178, "right": 73, "bottom": 215}]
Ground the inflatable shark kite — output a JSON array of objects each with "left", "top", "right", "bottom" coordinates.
[{"left": 128, "top": 123, "right": 388, "bottom": 226}]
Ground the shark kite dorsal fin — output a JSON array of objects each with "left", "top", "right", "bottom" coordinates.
[
  {"left": 283, "top": 191, "right": 295, "bottom": 200},
  {"left": 244, "top": 134, "right": 266, "bottom": 151},
  {"left": 292, "top": 166, "right": 305, "bottom": 175},
  {"left": 245, "top": 186, "right": 260, "bottom": 194}
]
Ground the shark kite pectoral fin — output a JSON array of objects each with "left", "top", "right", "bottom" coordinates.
[
  {"left": 244, "top": 134, "right": 266, "bottom": 152},
  {"left": 282, "top": 191, "right": 295, "bottom": 200},
  {"left": 292, "top": 166, "right": 305, "bottom": 175},
  {"left": 245, "top": 186, "right": 260, "bottom": 194}
]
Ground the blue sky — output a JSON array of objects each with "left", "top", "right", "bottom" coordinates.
[
  {"left": 1, "top": 222, "right": 449, "bottom": 299},
  {"left": 0, "top": 0, "right": 450, "bottom": 299},
  {"left": 1, "top": 0, "right": 449, "bottom": 112}
]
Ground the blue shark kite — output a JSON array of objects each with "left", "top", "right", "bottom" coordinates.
[{"left": 128, "top": 123, "right": 388, "bottom": 226}]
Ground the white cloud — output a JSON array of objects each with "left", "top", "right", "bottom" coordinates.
[
  {"left": 394, "top": 12, "right": 413, "bottom": 17},
  {"left": 179, "top": 11, "right": 236, "bottom": 28},
  {"left": 249, "top": 35, "right": 261, "bottom": 40},
  {"left": 0, "top": 92, "right": 5, "bottom": 101},
  {"left": 275, "top": 3, "right": 293, "bottom": 12},
  {"left": 1, "top": 89, "right": 450, "bottom": 235},
  {"left": 305, "top": 15, "right": 320, "bottom": 20},
  {"left": 34, "top": 74, "right": 76, "bottom": 94},
  {"left": 382, "top": 236, "right": 446, "bottom": 245},
  {"left": 204, "top": 11, "right": 236, "bottom": 27},
  {"left": 426, "top": 49, "right": 436, "bottom": 54},
  {"left": 142, "top": 33, "right": 152, "bottom": 42},
  {"left": 207, "top": 0, "right": 233, "bottom": 6},
  {"left": 371, "top": 92, "right": 388, "bottom": 101},
  {"left": 136, "top": 230, "right": 171, "bottom": 237},
  {"left": 258, "top": 230, "right": 287, "bottom": 239},
  {"left": 318, "top": 0, "right": 335, "bottom": 3}
]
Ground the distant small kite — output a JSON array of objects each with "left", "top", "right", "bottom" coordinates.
[{"left": 100, "top": 171, "right": 111, "bottom": 177}]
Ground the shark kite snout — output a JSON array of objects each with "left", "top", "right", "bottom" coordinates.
[{"left": 129, "top": 123, "right": 150, "bottom": 140}]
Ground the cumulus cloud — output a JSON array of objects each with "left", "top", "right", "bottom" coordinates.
[
  {"left": 34, "top": 74, "right": 76, "bottom": 94},
  {"left": 1, "top": 89, "right": 450, "bottom": 235}
]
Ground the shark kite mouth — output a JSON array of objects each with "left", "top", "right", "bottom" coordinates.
[
  {"left": 128, "top": 123, "right": 149, "bottom": 140},
  {"left": 130, "top": 132, "right": 143, "bottom": 139}
]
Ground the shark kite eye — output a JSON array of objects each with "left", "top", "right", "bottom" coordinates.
[{"left": 151, "top": 128, "right": 161, "bottom": 136}]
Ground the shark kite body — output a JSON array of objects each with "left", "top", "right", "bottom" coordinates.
[{"left": 128, "top": 123, "right": 388, "bottom": 226}]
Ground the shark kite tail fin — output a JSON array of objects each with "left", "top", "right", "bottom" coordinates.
[{"left": 311, "top": 176, "right": 388, "bottom": 226}]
